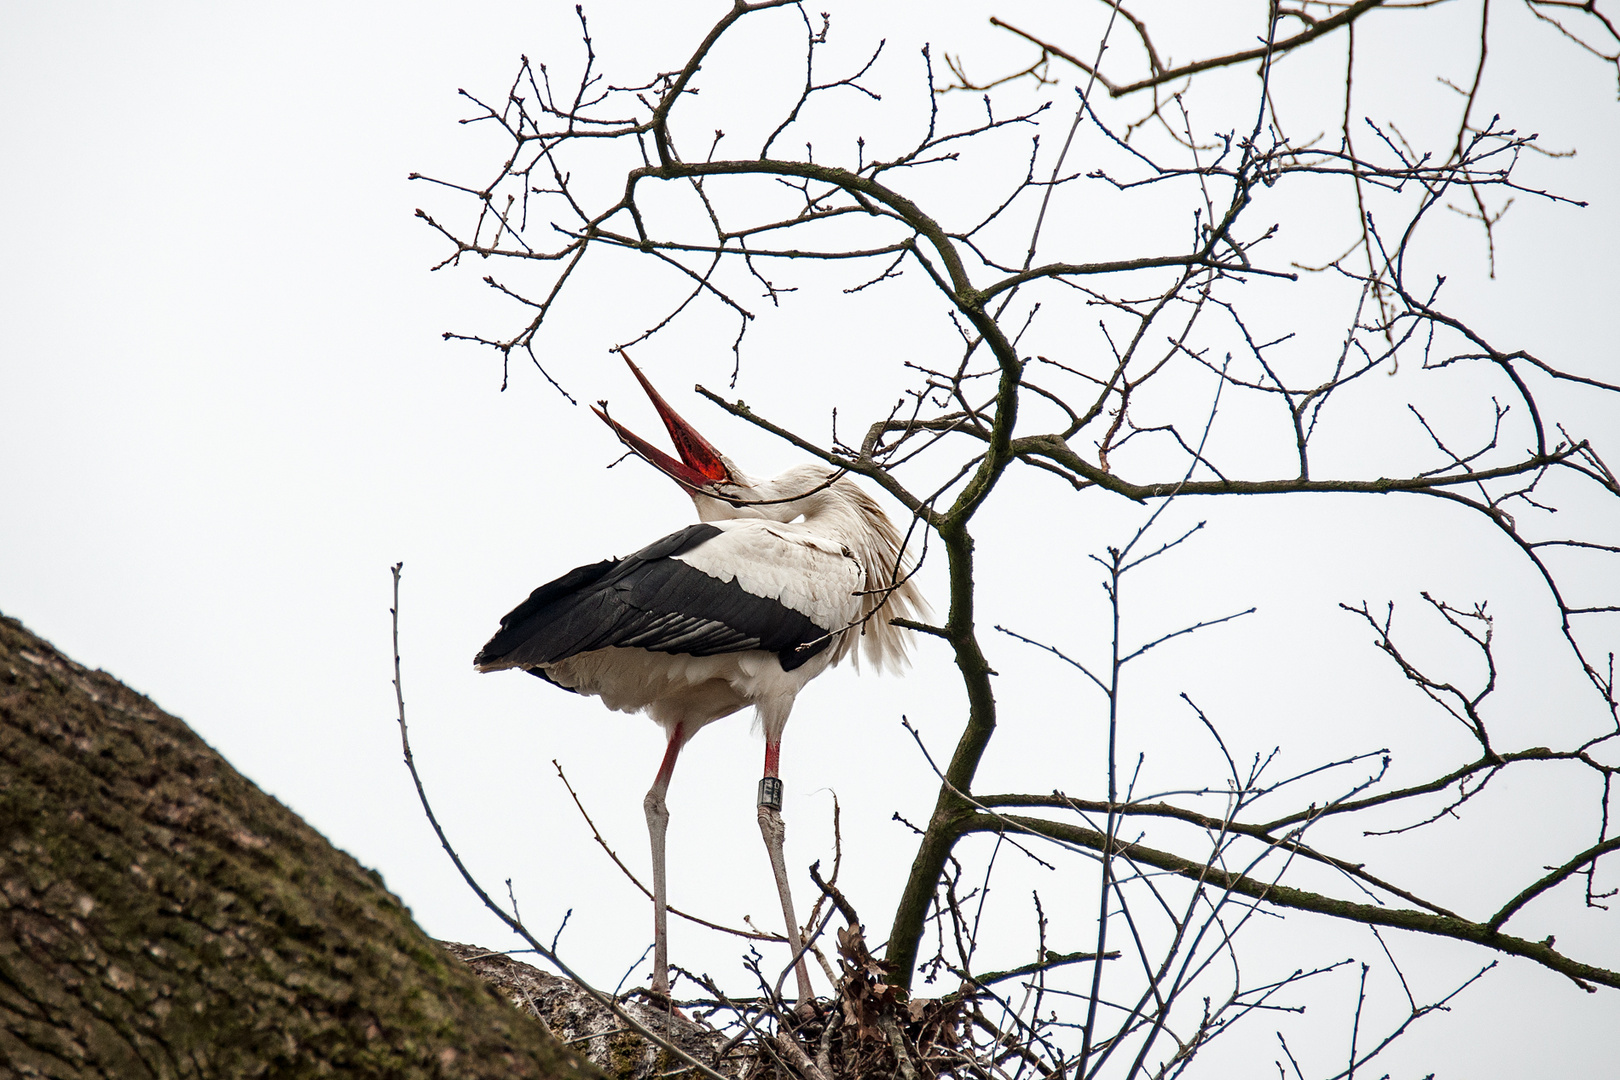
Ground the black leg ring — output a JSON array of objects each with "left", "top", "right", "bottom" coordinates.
[{"left": 758, "top": 777, "right": 783, "bottom": 810}]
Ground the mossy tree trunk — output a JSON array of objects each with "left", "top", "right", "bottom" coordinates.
[{"left": 0, "top": 613, "right": 603, "bottom": 1080}]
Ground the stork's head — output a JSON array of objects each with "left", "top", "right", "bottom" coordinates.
[
  {"left": 596, "top": 355, "right": 929, "bottom": 669},
  {"left": 593, "top": 355, "right": 782, "bottom": 522}
]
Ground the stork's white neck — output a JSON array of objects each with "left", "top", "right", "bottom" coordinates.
[{"left": 690, "top": 463, "right": 846, "bottom": 525}]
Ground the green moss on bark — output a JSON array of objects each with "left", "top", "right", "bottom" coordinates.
[{"left": 0, "top": 613, "right": 604, "bottom": 1079}]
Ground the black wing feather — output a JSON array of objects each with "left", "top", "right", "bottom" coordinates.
[{"left": 476, "top": 523, "right": 831, "bottom": 673}]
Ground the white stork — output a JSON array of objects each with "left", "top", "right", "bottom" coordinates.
[{"left": 475, "top": 358, "right": 926, "bottom": 1006}]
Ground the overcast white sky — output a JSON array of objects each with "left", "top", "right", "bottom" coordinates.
[{"left": 3, "top": 2, "right": 1617, "bottom": 1075}]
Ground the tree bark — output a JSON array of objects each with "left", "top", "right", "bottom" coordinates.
[
  {"left": 440, "top": 943, "right": 742, "bottom": 1080},
  {"left": 0, "top": 613, "right": 603, "bottom": 1080}
]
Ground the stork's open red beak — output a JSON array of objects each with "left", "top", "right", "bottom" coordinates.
[{"left": 593, "top": 354, "right": 734, "bottom": 491}]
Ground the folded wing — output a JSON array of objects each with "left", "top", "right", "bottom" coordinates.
[{"left": 475, "top": 521, "right": 863, "bottom": 675}]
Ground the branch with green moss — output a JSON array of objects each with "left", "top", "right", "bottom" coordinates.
[{"left": 956, "top": 811, "right": 1620, "bottom": 993}]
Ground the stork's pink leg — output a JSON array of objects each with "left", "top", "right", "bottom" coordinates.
[
  {"left": 644, "top": 722, "right": 685, "bottom": 998},
  {"left": 758, "top": 738, "right": 816, "bottom": 1009}
]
